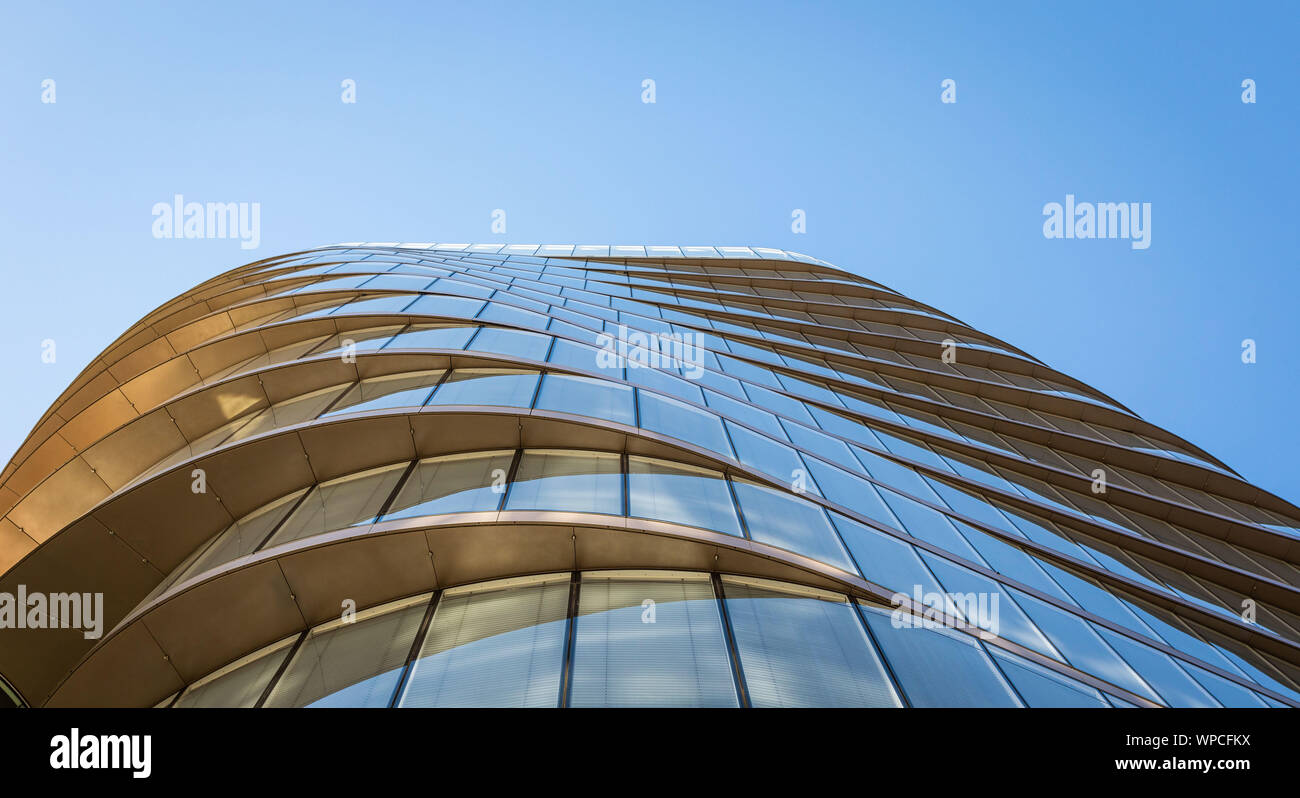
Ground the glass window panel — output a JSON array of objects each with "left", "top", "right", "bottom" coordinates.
[
  {"left": 330, "top": 295, "right": 417, "bottom": 316},
  {"left": 829, "top": 513, "right": 943, "bottom": 595},
  {"left": 308, "top": 325, "right": 403, "bottom": 356},
  {"left": 627, "top": 456, "right": 742, "bottom": 536},
  {"left": 1092, "top": 626, "right": 1219, "bottom": 707},
  {"left": 535, "top": 374, "right": 635, "bottom": 426},
  {"left": 266, "top": 462, "right": 408, "bottom": 547},
  {"left": 626, "top": 366, "right": 703, "bottom": 404},
  {"left": 265, "top": 595, "right": 429, "bottom": 707},
  {"left": 427, "top": 368, "right": 539, "bottom": 408},
  {"left": 722, "top": 577, "right": 901, "bottom": 708},
  {"left": 715, "top": 354, "right": 781, "bottom": 387},
  {"left": 804, "top": 458, "right": 897, "bottom": 528},
  {"left": 404, "top": 293, "right": 487, "bottom": 319},
  {"left": 174, "top": 488, "right": 308, "bottom": 583},
  {"left": 920, "top": 553, "right": 1059, "bottom": 657},
  {"left": 780, "top": 420, "right": 856, "bottom": 468},
  {"left": 809, "top": 406, "right": 883, "bottom": 448},
  {"left": 382, "top": 451, "right": 515, "bottom": 519},
  {"left": 705, "top": 390, "right": 785, "bottom": 438},
  {"left": 636, "top": 391, "right": 732, "bottom": 457},
  {"left": 398, "top": 576, "right": 569, "bottom": 708},
  {"left": 725, "top": 422, "right": 819, "bottom": 494},
  {"left": 986, "top": 646, "right": 1111, "bottom": 707},
  {"left": 851, "top": 445, "right": 936, "bottom": 500},
  {"left": 926, "top": 478, "right": 1018, "bottom": 534},
  {"left": 466, "top": 327, "right": 552, "bottom": 361},
  {"left": 321, "top": 370, "right": 443, "bottom": 417},
  {"left": 382, "top": 324, "right": 477, "bottom": 351},
  {"left": 956, "top": 523, "right": 1075, "bottom": 603},
  {"left": 878, "top": 489, "right": 984, "bottom": 562},
  {"left": 1182, "top": 662, "right": 1270, "bottom": 708},
  {"left": 1012, "top": 590, "right": 1160, "bottom": 702},
  {"left": 476, "top": 301, "right": 549, "bottom": 330},
  {"left": 225, "top": 384, "right": 350, "bottom": 441},
  {"left": 547, "top": 337, "right": 609, "bottom": 373},
  {"left": 741, "top": 383, "right": 815, "bottom": 424},
  {"left": 731, "top": 480, "right": 855, "bottom": 572},
  {"left": 859, "top": 605, "right": 1021, "bottom": 707},
  {"left": 505, "top": 449, "right": 622, "bottom": 515},
  {"left": 571, "top": 573, "right": 737, "bottom": 707},
  {"left": 174, "top": 637, "right": 296, "bottom": 708}
]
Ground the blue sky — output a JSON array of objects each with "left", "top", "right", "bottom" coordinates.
[{"left": 1, "top": 1, "right": 1297, "bottom": 502}]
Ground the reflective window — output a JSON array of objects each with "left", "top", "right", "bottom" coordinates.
[
  {"left": 173, "top": 637, "right": 296, "bottom": 708},
  {"left": 571, "top": 572, "right": 737, "bottom": 707},
  {"left": 741, "top": 383, "right": 814, "bottom": 423},
  {"left": 398, "top": 576, "right": 569, "bottom": 708},
  {"left": 466, "top": 327, "right": 552, "bottom": 361},
  {"left": 382, "top": 324, "right": 477, "bottom": 351},
  {"left": 382, "top": 451, "right": 515, "bottom": 519},
  {"left": 1012, "top": 590, "right": 1160, "bottom": 702},
  {"left": 705, "top": 390, "right": 785, "bottom": 438},
  {"left": 859, "top": 605, "right": 1021, "bottom": 707},
  {"left": 636, "top": 390, "right": 733, "bottom": 457},
  {"left": 626, "top": 366, "right": 703, "bottom": 404},
  {"left": 627, "top": 456, "right": 742, "bottom": 536},
  {"left": 547, "top": 337, "right": 608, "bottom": 373},
  {"left": 266, "top": 462, "right": 408, "bottom": 547},
  {"left": 829, "top": 513, "right": 942, "bottom": 595},
  {"left": 780, "top": 419, "right": 855, "bottom": 466},
  {"left": 308, "top": 325, "right": 403, "bottom": 356},
  {"left": 878, "top": 489, "right": 984, "bottom": 562},
  {"left": 725, "top": 422, "right": 819, "bottom": 494},
  {"left": 226, "top": 385, "right": 350, "bottom": 441},
  {"left": 404, "top": 293, "right": 487, "bottom": 319},
  {"left": 1092, "top": 626, "right": 1218, "bottom": 707},
  {"left": 534, "top": 374, "right": 635, "bottom": 426},
  {"left": 722, "top": 577, "right": 901, "bottom": 707},
  {"left": 920, "top": 553, "right": 1058, "bottom": 657},
  {"left": 731, "top": 479, "right": 854, "bottom": 571},
  {"left": 505, "top": 450, "right": 622, "bottom": 515},
  {"left": 175, "top": 489, "right": 308, "bottom": 583},
  {"left": 264, "top": 595, "right": 429, "bottom": 707},
  {"left": 321, "top": 370, "right": 443, "bottom": 417},
  {"left": 427, "top": 368, "right": 539, "bottom": 407},
  {"left": 986, "top": 647, "right": 1111, "bottom": 707}
]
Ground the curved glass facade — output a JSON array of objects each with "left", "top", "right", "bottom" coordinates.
[{"left": 2, "top": 243, "right": 1298, "bottom": 708}]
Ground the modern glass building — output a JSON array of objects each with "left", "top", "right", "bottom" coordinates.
[{"left": 2, "top": 243, "right": 1299, "bottom": 708}]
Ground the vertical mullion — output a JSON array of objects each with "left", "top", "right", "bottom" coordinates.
[
  {"left": 620, "top": 452, "right": 630, "bottom": 518},
  {"left": 850, "top": 597, "right": 911, "bottom": 708},
  {"left": 388, "top": 590, "right": 443, "bottom": 708},
  {"left": 723, "top": 474, "right": 752, "bottom": 540},
  {"left": 374, "top": 459, "right": 420, "bottom": 521},
  {"left": 254, "top": 630, "right": 307, "bottom": 708},
  {"left": 557, "top": 571, "right": 581, "bottom": 708},
  {"left": 497, "top": 448, "right": 524, "bottom": 512},
  {"left": 712, "top": 572, "right": 751, "bottom": 708},
  {"left": 253, "top": 485, "right": 315, "bottom": 553}
]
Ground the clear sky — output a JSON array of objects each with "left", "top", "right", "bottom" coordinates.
[{"left": 1, "top": 1, "right": 1296, "bottom": 503}]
